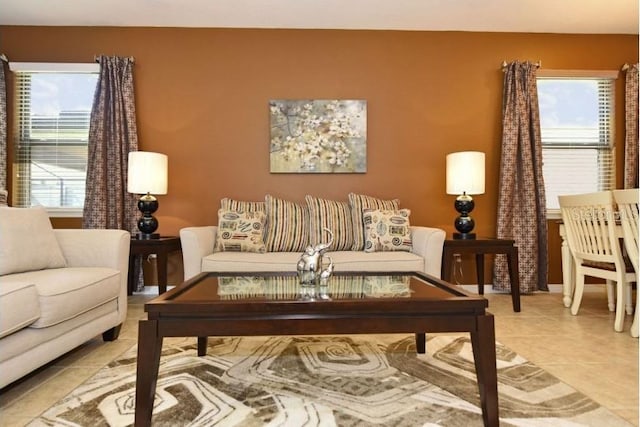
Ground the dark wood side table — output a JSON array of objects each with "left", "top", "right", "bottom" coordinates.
[
  {"left": 128, "top": 236, "right": 181, "bottom": 295},
  {"left": 441, "top": 237, "right": 521, "bottom": 312}
]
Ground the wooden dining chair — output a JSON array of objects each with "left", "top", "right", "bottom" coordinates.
[
  {"left": 558, "top": 191, "right": 636, "bottom": 332},
  {"left": 613, "top": 189, "right": 639, "bottom": 337}
]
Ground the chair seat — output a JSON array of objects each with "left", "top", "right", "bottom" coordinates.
[{"left": 582, "top": 258, "right": 635, "bottom": 273}]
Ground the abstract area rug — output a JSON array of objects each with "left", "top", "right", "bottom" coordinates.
[{"left": 28, "top": 335, "right": 632, "bottom": 427}]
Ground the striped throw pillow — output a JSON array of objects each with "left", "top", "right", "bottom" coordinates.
[
  {"left": 220, "top": 198, "right": 265, "bottom": 212},
  {"left": 264, "top": 195, "right": 310, "bottom": 252},
  {"left": 348, "top": 193, "right": 400, "bottom": 250},
  {"left": 362, "top": 208, "right": 412, "bottom": 253},
  {"left": 305, "top": 196, "right": 354, "bottom": 251}
]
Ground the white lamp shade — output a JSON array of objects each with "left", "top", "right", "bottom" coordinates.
[
  {"left": 127, "top": 151, "right": 168, "bottom": 195},
  {"left": 446, "top": 151, "right": 485, "bottom": 195}
]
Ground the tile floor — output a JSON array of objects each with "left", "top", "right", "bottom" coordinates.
[{"left": 0, "top": 285, "right": 638, "bottom": 426}]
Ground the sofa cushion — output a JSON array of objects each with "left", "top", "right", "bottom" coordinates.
[
  {"left": 7, "top": 267, "right": 121, "bottom": 328},
  {"left": 201, "top": 250, "right": 423, "bottom": 273},
  {"left": 203, "top": 251, "right": 301, "bottom": 272},
  {"left": 215, "top": 209, "right": 266, "bottom": 253},
  {"left": 0, "top": 280, "right": 40, "bottom": 338},
  {"left": 363, "top": 208, "right": 413, "bottom": 253},
  {"left": 264, "top": 195, "right": 309, "bottom": 252},
  {"left": 221, "top": 198, "right": 265, "bottom": 213},
  {"left": 0, "top": 206, "right": 67, "bottom": 275},
  {"left": 305, "top": 196, "right": 354, "bottom": 251},
  {"left": 328, "top": 251, "right": 423, "bottom": 272},
  {"left": 348, "top": 193, "right": 400, "bottom": 251}
]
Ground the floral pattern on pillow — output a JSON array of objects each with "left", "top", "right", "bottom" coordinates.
[
  {"left": 362, "top": 208, "right": 412, "bottom": 253},
  {"left": 215, "top": 209, "right": 266, "bottom": 253}
]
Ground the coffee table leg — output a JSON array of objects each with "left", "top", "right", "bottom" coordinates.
[
  {"left": 135, "top": 320, "right": 162, "bottom": 427},
  {"left": 507, "top": 247, "right": 521, "bottom": 312},
  {"left": 198, "top": 336, "right": 208, "bottom": 356},
  {"left": 470, "top": 314, "right": 499, "bottom": 427},
  {"left": 415, "top": 332, "right": 426, "bottom": 354}
]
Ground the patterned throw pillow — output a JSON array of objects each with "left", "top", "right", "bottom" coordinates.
[
  {"left": 220, "top": 198, "right": 265, "bottom": 213},
  {"left": 362, "top": 208, "right": 412, "bottom": 253},
  {"left": 264, "top": 195, "right": 310, "bottom": 252},
  {"left": 215, "top": 209, "right": 266, "bottom": 253},
  {"left": 348, "top": 193, "right": 400, "bottom": 250},
  {"left": 305, "top": 196, "right": 354, "bottom": 251}
]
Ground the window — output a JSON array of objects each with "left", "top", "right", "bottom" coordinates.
[
  {"left": 537, "top": 71, "right": 617, "bottom": 218},
  {"left": 10, "top": 62, "right": 99, "bottom": 217}
]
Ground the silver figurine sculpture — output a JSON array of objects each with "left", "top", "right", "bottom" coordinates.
[{"left": 297, "top": 228, "right": 334, "bottom": 286}]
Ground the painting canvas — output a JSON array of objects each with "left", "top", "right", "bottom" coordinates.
[{"left": 270, "top": 99, "right": 367, "bottom": 173}]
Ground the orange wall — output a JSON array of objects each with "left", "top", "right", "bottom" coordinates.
[{"left": 1, "top": 26, "right": 637, "bottom": 284}]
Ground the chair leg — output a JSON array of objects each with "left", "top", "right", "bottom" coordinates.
[
  {"left": 570, "top": 272, "right": 585, "bottom": 316},
  {"left": 631, "top": 287, "right": 639, "bottom": 338},
  {"left": 614, "top": 276, "right": 626, "bottom": 333},
  {"left": 606, "top": 280, "right": 615, "bottom": 312},
  {"left": 625, "top": 283, "right": 634, "bottom": 315}
]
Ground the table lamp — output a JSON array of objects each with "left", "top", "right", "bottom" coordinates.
[
  {"left": 446, "top": 151, "right": 485, "bottom": 239},
  {"left": 127, "top": 151, "right": 168, "bottom": 239}
]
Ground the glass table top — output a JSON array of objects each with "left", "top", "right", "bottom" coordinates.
[{"left": 161, "top": 272, "right": 471, "bottom": 303}]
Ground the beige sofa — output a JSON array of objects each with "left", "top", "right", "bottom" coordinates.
[
  {"left": 0, "top": 207, "right": 130, "bottom": 389},
  {"left": 181, "top": 225, "right": 445, "bottom": 280},
  {"left": 181, "top": 195, "right": 446, "bottom": 282}
]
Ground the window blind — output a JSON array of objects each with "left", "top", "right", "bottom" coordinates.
[
  {"left": 538, "top": 77, "right": 616, "bottom": 213},
  {"left": 12, "top": 67, "right": 98, "bottom": 212}
]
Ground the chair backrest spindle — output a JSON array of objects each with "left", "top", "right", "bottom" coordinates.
[
  {"left": 559, "top": 191, "right": 622, "bottom": 265},
  {"left": 613, "top": 189, "right": 639, "bottom": 273}
]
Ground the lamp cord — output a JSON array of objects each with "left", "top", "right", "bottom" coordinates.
[{"left": 452, "top": 253, "right": 464, "bottom": 285}]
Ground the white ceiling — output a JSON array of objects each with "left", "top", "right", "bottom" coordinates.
[{"left": 0, "top": 0, "right": 638, "bottom": 34}]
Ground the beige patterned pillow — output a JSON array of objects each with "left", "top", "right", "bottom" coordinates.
[
  {"left": 220, "top": 198, "right": 265, "bottom": 213},
  {"left": 362, "top": 208, "right": 412, "bottom": 253},
  {"left": 305, "top": 196, "right": 354, "bottom": 251},
  {"left": 348, "top": 193, "right": 400, "bottom": 250},
  {"left": 215, "top": 209, "right": 266, "bottom": 253},
  {"left": 264, "top": 195, "right": 309, "bottom": 252}
]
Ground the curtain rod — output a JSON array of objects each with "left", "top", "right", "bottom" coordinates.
[{"left": 501, "top": 60, "right": 541, "bottom": 71}]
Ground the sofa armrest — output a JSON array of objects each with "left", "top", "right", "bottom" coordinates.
[
  {"left": 54, "top": 229, "right": 130, "bottom": 323},
  {"left": 410, "top": 226, "right": 446, "bottom": 278},
  {"left": 54, "top": 229, "right": 130, "bottom": 270},
  {"left": 180, "top": 226, "right": 217, "bottom": 280}
]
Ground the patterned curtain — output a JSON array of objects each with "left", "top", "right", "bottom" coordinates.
[
  {"left": 82, "top": 56, "right": 142, "bottom": 290},
  {"left": 624, "top": 64, "right": 639, "bottom": 189},
  {"left": 83, "top": 56, "right": 138, "bottom": 230},
  {"left": 0, "top": 55, "right": 7, "bottom": 193},
  {"left": 494, "top": 61, "right": 548, "bottom": 293}
]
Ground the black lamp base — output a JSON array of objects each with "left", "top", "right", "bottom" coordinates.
[
  {"left": 136, "top": 193, "right": 160, "bottom": 239},
  {"left": 453, "top": 232, "right": 476, "bottom": 240},
  {"left": 453, "top": 192, "right": 477, "bottom": 239}
]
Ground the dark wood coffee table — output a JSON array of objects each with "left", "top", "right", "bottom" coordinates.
[{"left": 134, "top": 271, "right": 499, "bottom": 427}]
